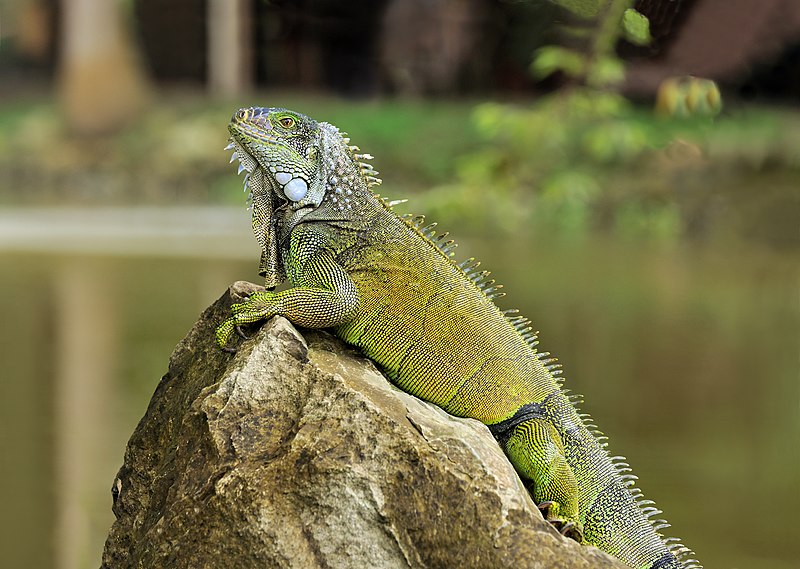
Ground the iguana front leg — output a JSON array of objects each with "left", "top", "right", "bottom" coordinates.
[{"left": 216, "top": 236, "right": 359, "bottom": 349}]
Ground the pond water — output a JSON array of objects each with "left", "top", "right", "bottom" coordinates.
[{"left": 0, "top": 206, "right": 797, "bottom": 569}]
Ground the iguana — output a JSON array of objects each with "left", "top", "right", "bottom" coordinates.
[{"left": 215, "top": 106, "right": 702, "bottom": 569}]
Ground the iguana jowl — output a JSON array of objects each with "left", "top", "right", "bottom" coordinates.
[{"left": 216, "top": 107, "right": 702, "bottom": 569}]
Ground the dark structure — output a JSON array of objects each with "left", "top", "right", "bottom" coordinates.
[
  {"left": 4, "top": 0, "right": 800, "bottom": 99},
  {"left": 626, "top": 0, "right": 800, "bottom": 99}
]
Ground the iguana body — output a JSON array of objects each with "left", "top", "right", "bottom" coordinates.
[{"left": 216, "top": 107, "right": 701, "bottom": 569}]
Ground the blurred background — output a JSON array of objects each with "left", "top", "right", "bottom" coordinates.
[{"left": 0, "top": 1, "right": 798, "bottom": 568}]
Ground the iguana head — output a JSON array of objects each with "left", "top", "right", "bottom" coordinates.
[
  {"left": 228, "top": 107, "right": 324, "bottom": 204},
  {"left": 227, "top": 106, "right": 378, "bottom": 286},
  {"left": 228, "top": 106, "right": 324, "bottom": 287}
]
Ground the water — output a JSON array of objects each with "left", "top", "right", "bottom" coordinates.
[{"left": 0, "top": 207, "right": 797, "bottom": 569}]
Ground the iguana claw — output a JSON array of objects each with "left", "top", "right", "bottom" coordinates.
[
  {"left": 537, "top": 500, "right": 583, "bottom": 542},
  {"left": 559, "top": 521, "right": 579, "bottom": 538},
  {"left": 550, "top": 519, "right": 583, "bottom": 542},
  {"left": 235, "top": 325, "right": 249, "bottom": 339},
  {"left": 537, "top": 500, "right": 555, "bottom": 514}
]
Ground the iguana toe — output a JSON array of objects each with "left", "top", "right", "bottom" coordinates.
[
  {"left": 558, "top": 521, "right": 583, "bottom": 542},
  {"left": 537, "top": 500, "right": 555, "bottom": 514},
  {"left": 536, "top": 500, "right": 583, "bottom": 543},
  {"left": 215, "top": 317, "right": 237, "bottom": 349}
]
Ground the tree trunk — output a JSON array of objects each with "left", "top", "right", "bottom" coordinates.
[
  {"left": 207, "top": 0, "right": 252, "bottom": 95},
  {"left": 59, "top": 0, "right": 149, "bottom": 135}
]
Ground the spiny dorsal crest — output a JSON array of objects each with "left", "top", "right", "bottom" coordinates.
[{"left": 349, "top": 143, "right": 382, "bottom": 189}]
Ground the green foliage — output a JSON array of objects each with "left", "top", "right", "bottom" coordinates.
[
  {"left": 548, "top": 0, "right": 601, "bottom": 18},
  {"left": 621, "top": 8, "right": 651, "bottom": 45},
  {"left": 418, "top": 89, "right": 735, "bottom": 240},
  {"left": 586, "top": 57, "right": 626, "bottom": 88},
  {"left": 420, "top": 1, "right": 735, "bottom": 241},
  {"left": 534, "top": 0, "right": 650, "bottom": 88},
  {"left": 531, "top": 46, "right": 585, "bottom": 79}
]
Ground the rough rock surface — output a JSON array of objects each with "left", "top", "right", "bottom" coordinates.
[{"left": 101, "top": 281, "right": 626, "bottom": 569}]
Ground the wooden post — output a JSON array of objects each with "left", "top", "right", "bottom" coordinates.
[
  {"left": 208, "top": 0, "right": 253, "bottom": 95},
  {"left": 58, "top": 0, "right": 149, "bottom": 134},
  {"left": 54, "top": 259, "right": 119, "bottom": 569}
]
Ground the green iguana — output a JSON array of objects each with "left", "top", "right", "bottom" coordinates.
[{"left": 216, "top": 107, "right": 702, "bottom": 569}]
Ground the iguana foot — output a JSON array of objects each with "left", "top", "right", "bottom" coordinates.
[
  {"left": 216, "top": 291, "right": 279, "bottom": 350},
  {"left": 537, "top": 500, "right": 584, "bottom": 542},
  {"left": 219, "top": 325, "right": 250, "bottom": 353}
]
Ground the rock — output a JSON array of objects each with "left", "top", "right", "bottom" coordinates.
[{"left": 101, "top": 281, "right": 625, "bottom": 569}]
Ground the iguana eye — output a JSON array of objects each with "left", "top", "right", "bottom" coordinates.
[{"left": 278, "top": 116, "right": 296, "bottom": 129}]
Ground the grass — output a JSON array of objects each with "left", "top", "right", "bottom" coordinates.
[{"left": 0, "top": 91, "right": 479, "bottom": 205}]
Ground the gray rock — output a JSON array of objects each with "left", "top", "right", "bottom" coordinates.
[{"left": 101, "top": 281, "right": 625, "bottom": 569}]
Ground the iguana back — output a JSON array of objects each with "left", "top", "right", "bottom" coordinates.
[{"left": 216, "top": 106, "right": 702, "bottom": 569}]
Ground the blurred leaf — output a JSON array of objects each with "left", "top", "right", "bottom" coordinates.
[
  {"left": 539, "top": 170, "right": 601, "bottom": 232},
  {"left": 656, "top": 77, "right": 690, "bottom": 117},
  {"left": 566, "top": 88, "right": 630, "bottom": 117},
  {"left": 531, "top": 46, "right": 585, "bottom": 79},
  {"left": 615, "top": 202, "right": 682, "bottom": 240},
  {"left": 622, "top": 8, "right": 651, "bottom": 45},
  {"left": 472, "top": 103, "right": 509, "bottom": 139},
  {"left": 548, "top": 0, "right": 601, "bottom": 18},
  {"left": 582, "top": 121, "right": 650, "bottom": 162},
  {"left": 454, "top": 148, "right": 507, "bottom": 185},
  {"left": 419, "top": 182, "right": 529, "bottom": 233},
  {"left": 542, "top": 170, "right": 601, "bottom": 204},
  {"left": 586, "top": 56, "right": 625, "bottom": 87}
]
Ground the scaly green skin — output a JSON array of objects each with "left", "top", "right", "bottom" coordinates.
[{"left": 216, "top": 107, "right": 702, "bottom": 569}]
